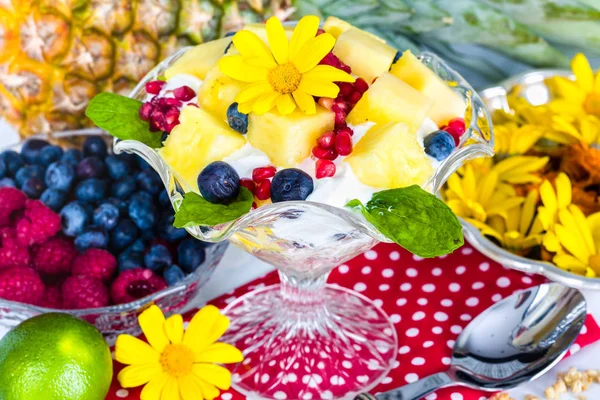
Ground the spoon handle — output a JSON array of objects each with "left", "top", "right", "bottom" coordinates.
[{"left": 354, "top": 372, "right": 453, "bottom": 400}]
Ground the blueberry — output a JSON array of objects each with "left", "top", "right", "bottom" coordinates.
[
  {"left": 227, "top": 102, "right": 248, "bottom": 134},
  {"left": 0, "top": 159, "right": 6, "bottom": 179},
  {"left": 424, "top": 130, "right": 456, "bottom": 161},
  {"left": 144, "top": 244, "right": 172, "bottom": 272},
  {"left": 94, "top": 203, "right": 120, "bottom": 231},
  {"left": 0, "top": 178, "right": 15, "bottom": 188},
  {"left": 197, "top": 161, "right": 240, "bottom": 204},
  {"left": 76, "top": 156, "right": 106, "bottom": 179},
  {"left": 129, "top": 191, "right": 157, "bottom": 230},
  {"left": 270, "top": 168, "right": 313, "bottom": 203},
  {"left": 105, "top": 154, "right": 130, "bottom": 180},
  {"left": 61, "top": 148, "right": 82, "bottom": 167},
  {"left": 83, "top": 136, "right": 108, "bottom": 158},
  {"left": 75, "top": 227, "right": 108, "bottom": 252},
  {"left": 45, "top": 161, "right": 75, "bottom": 191},
  {"left": 110, "top": 218, "right": 139, "bottom": 250},
  {"left": 60, "top": 201, "right": 91, "bottom": 236},
  {"left": 107, "top": 198, "right": 129, "bottom": 215},
  {"left": 130, "top": 239, "right": 146, "bottom": 252},
  {"left": 21, "top": 139, "right": 49, "bottom": 164},
  {"left": 164, "top": 265, "right": 186, "bottom": 286},
  {"left": 40, "top": 188, "right": 67, "bottom": 211},
  {"left": 136, "top": 156, "right": 152, "bottom": 171},
  {"left": 111, "top": 177, "right": 137, "bottom": 199},
  {"left": 21, "top": 177, "right": 45, "bottom": 199},
  {"left": 158, "top": 190, "right": 171, "bottom": 207},
  {"left": 38, "top": 145, "right": 63, "bottom": 166},
  {"left": 177, "top": 238, "right": 206, "bottom": 273},
  {"left": 15, "top": 165, "right": 45, "bottom": 187},
  {"left": 75, "top": 178, "right": 107, "bottom": 203},
  {"left": 136, "top": 169, "right": 162, "bottom": 194},
  {"left": 161, "top": 132, "right": 169, "bottom": 143},
  {"left": 118, "top": 249, "right": 143, "bottom": 272},
  {"left": 0, "top": 151, "right": 24, "bottom": 177},
  {"left": 157, "top": 212, "right": 188, "bottom": 242}
]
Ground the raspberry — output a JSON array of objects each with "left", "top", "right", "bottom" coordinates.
[
  {"left": 32, "top": 237, "right": 76, "bottom": 275},
  {"left": 0, "top": 187, "right": 27, "bottom": 226},
  {"left": 43, "top": 284, "right": 63, "bottom": 309},
  {"left": 15, "top": 200, "right": 61, "bottom": 247},
  {"left": 0, "top": 245, "right": 30, "bottom": 269},
  {"left": 110, "top": 268, "right": 166, "bottom": 304},
  {"left": 0, "top": 266, "right": 44, "bottom": 305},
  {"left": 72, "top": 248, "right": 117, "bottom": 282},
  {"left": 62, "top": 275, "right": 110, "bottom": 309},
  {"left": 445, "top": 117, "right": 467, "bottom": 145}
]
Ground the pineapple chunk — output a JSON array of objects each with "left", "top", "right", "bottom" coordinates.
[
  {"left": 160, "top": 106, "right": 246, "bottom": 192},
  {"left": 198, "top": 66, "right": 245, "bottom": 122},
  {"left": 323, "top": 16, "right": 385, "bottom": 43},
  {"left": 345, "top": 122, "right": 434, "bottom": 189},
  {"left": 248, "top": 107, "right": 334, "bottom": 167},
  {"left": 332, "top": 28, "right": 396, "bottom": 83},
  {"left": 390, "top": 50, "right": 467, "bottom": 125},
  {"left": 164, "top": 37, "right": 231, "bottom": 81},
  {"left": 347, "top": 73, "right": 434, "bottom": 128}
]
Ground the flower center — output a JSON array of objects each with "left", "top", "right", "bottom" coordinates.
[
  {"left": 584, "top": 92, "right": 600, "bottom": 117},
  {"left": 589, "top": 254, "right": 600, "bottom": 274},
  {"left": 160, "top": 344, "right": 194, "bottom": 378},
  {"left": 268, "top": 63, "right": 301, "bottom": 94}
]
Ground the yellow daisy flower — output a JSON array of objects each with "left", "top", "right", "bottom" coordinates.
[
  {"left": 494, "top": 123, "right": 543, "bottom": 157},
  {"left": 115, "top": 305, "right": 243, "bottom": 400},
  {"left": 491, "top": 155, "right": 549, "bottom": 184},
  {"left": 537, "top": 173, "right": 573, "bottom": 253},
  {"left": 545, "top": 113, "right": 600, "bottom": 146},
  {"left": 550, "top": 53, "right": 600, "bottom": 118},
  {"left": 218, "top": 15, "right": 354, "bottom": 115}
]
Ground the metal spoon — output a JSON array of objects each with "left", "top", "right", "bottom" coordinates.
[{"left": 354, "top": 283, "right": 586, "bottom": 400}]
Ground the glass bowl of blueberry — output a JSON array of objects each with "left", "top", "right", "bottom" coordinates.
[{"left": 0, "top": 132, "right": 228, "bottom": 342}]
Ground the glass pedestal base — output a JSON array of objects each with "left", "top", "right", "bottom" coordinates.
[{"left": 222, "top": 284, "right": 398, "bottom": 400}]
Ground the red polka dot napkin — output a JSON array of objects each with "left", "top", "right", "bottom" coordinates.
[{"left": 106, "top": 244, "right": 600, "bottom": 400}]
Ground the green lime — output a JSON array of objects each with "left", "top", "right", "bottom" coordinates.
[{"left": 0, "top": 313, "right": 113, "bottom": 400}]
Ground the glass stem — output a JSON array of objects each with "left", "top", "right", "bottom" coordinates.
[{"left": 279, "top": 270, "right": 329, "bottom": 307}]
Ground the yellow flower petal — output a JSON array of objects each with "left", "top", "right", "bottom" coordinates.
[
  {"left": 303, "top": 65, "right": 355, "bottom": 83},
  {"left": 587, "top": 212, "right": 600, "bottom": 244},
  {"left": 235, "top": 81, "right": 272, "bottom": 103},
  {"left": 555, "top": 173, "right": 572, "bottom": 209},
  {"left": 192, "top": 377, "right": 221, "bottom": 400},
  {"left": 139, "top": 305, "right": 169, "bottom": 353},
  {"left": 277, "top": 93, "right": 296, "bottom": 115},
  {"left": 554, "top": 253, "right": 587, "bottom": 273},
  {"left": 140, "top": 373, "right": 169, "bottom": 400},
  {"left": 232, "top": 30, "right": 275, "bottom": 67},
  {"left": 266, "top": 16, "right": 289, "bottom": 65},
  {"left": 570, "top": 205, "right": 596, "bottom": 256},
  {"left": 183, "top": 305, "right": 230, "bottom": 351},
  {"left": 292, "top": 89, "right": 316, "bottom": 115},
  {"left": 192, "top": 364, "right": 232, "bottom": 390},
  {"left": 553, "top": 76, "right": 586, "bottom": 105},
  {"left": 115, "top": 334, "right": 160, "bottom": 365},
  {"left": 462, "top": 165, "right": 477, "bottom": 202},
  {"left": 446, "top": 174, "right": 465, "bottom": 200},
  {"left": 292, "top": 33, "right": 336, "bottom": 73},
  {"left": 477, "top": 170, "right": 498, "bottom": 207},
  {"left": 595, "top": 71, "right": 600, "bottom": 93},
  {"left": 289, "top": 15, "right": 320, "bottom": 61},
  {"left": 252, "top": 91, "right": 280, "bottom": 114},
  {"left": 118, "top": 363, "right": 162, "bottom": 388},
  {"left": 520, "top": 189, "right": 538, "bottom": 235},
  {"left": 572, "top": 53, "right": 594, "bottom": 92},
  {"left": 161, "top": 376, "right": 180, "bottom": 400},
  {"left": 179, "top": 375, "right": 204, "bottom": 400},
  {"left": 298, "top": 78, "right": 339, "bottom": 98},
  {"left": 543, "top": 231, "right": 561, "bottom": 253},
  {"left": 539, "top": 180, "right": 557, "bottom": 214},
  {"left": 238, "top": 101, "right": 254, "bottom": 114},
  {"left": 555, "top": 222, "right": 590, "bottom": 263},
  {"left": 218, "top": 56, "right": 268, "bottom": 83},
  {"left": 194, "top": 342, "right": 244, "bottom": 364},
  {"left": 165, "top": 314, "right": 184, "bottom": 345}
]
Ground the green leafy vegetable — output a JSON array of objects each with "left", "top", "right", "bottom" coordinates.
[
  {"left": 347, "top": 185, "right": 463, "bottom": 258},
  {"left": 173, "top": 187, "right": 254, "bottom": 228},
  {"left": 85, "top": 92, "right": 163, "bottom": 148}
]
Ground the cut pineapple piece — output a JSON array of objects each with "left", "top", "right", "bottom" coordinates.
[
  {"left": 198, "top": 66, "right": 245, "bottom": 122},
  {"left": 345, "top": 122, "right": 434, "bottom": 189},
  {"left": 332, "top": 28, "right": 396, "bottom": 83},
  {"left": 347, "top": 73, "right": 433, "bottom": 128},
  {"left": 160, "top": 106, "right": 246, "bottom": 192},
  {"left": 390, "top": 50, "right": 467, "bottom": 125},
  {"left": 323, "top": 16, "right": 385, "bottom": 43},
  {"left": 164, "top": 37, "right": 231, "bottom": 81},
  {"left": 248, "top": 107, "right": 334, "bottom": 167}
]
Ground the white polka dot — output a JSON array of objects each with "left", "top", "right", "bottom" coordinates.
[
  {"left": 361, "top": 266, "right": 372, "bottom": 274},
  {"left": 342, "top": 360, "right": 352, "bottom": 369},
  {"left": 411, "top": 357, "right": 425, "bottom": 366},
  {"left": 460, "top": 314, "right": 472, "bottom": 321},
  {"left": 422, "top": 283, "right": 436, "bottom": 292},
  {"left": 338, "top": 265, "right": 349, "bottom": 274},
  {"left": 451, "top": 393, "right": 463, "bottom": 400},
  {"left": 400, "top": 283, "right": 412, "bottom": 291},
  {"left": 405, "top": 268, "right": 417, "bottom": 277},
  {"left": 321, "top": 392, "right": 333, "bottom": 400},
  {"left": 390, "top": 314, "right": 401, "bottom": 323},
  {"left": 365, "top": 250, "right": 378, "bottom": 260},
  {"left": 382, "top": 377, "right": 393, "bottom": 384},
  {"left": 472, "top": 282, "right": 484, "bottom": 290},
  {"left": 496, "top": 277, "right": 510, "bottom": 288},
  {"left": 492, "top": 293, "right": 502, "bottom": 302},
  {"left": 449, "top": 283, "right": 460, "bottom": 292},
  {"left": 389, "top": 251, "right": 400, "bottom": 260},
  {"left": 441, "top": 299, "right": 453, "bottom": 307},
  {"left": 425, "top": 394, "right": 438, "bottom": 400},
  {"left": 116, "top": 389, "right": 129, "bottom": 398},
  {"left": 582, "top": 325, "right": 588, "bottom": 334},
  {"left": 570, "top": 343, "right": 581, "bottom": 354},
  {"left": 442, "top": 357, "right": 451, "bottom": 365},
  {"left": 405, "top": 373, "right": 419, "bottom": 383},
  {"left": 466, "top": 297, "right": 479, "bottom": 307},
  {"left": 261, "top": 373, "right": 270, "bottom": 383},
  {"left": 413, "top": 255, "right": 423, "bottom": 261},
  {"left": 287, "top": 373, "right": 297, "bottom": 382},
  {"left": 379, "top": 284, "right": 390, "bottom": 291},
  {"left": 382, "top": 268, "right": 394, "bottom": 277},
  {"left": 479, "top": 262, "right": 490, "bottom": 272},
  {"left": 330, "top": 375, "right": 345, "bottom": 386},
  {"left": 221, "top": 394, "right": 233, "bottom": 400},
  {"left": 357, "top": 375, "right": 369, "bottom": 383},
  {"left": 396, "top": 298, "right": 407, "bottom": 306},
  {"left": 412, "top": 311, "right": 426, "bottom": 321},
  {"left": 354, "top": 282, "right": 367, "bottom": 292},
  {"left": 374, "top": 299, "right": 383, "bottom": 307},
  {"left": 399, "top": 345, "right": 411, "bottom": 354},
  {"left": 423, "top": 341, "right": 434, "bottom": 348},
  {"left": 451, "top": 325, "right": 463, "bottom": 334},
  {"left": 455, "top": 266, "right": 466, "bottom": 275},
  {"left": 274, "top": 391, "right": 287, "bottom": 399},
  {"left": 434, "top": 312, "right": 448, "bottom": 322},
  {"left": 406, "top": 328, "right": 419, "bottom": 337},
  {"left": 522, "top": 276, "right": 533, "bottom": 284},
  {"left": 417, "top": 298, "right": 428, "bottom": 306},
  {"left": 432, "top": 267, "right": 442, "bottom": 276},
  {"left": 462, "top": 247, "right": 473, "bottom": 255},
  {"left": 432, "top": 326, "right": 443, "bottom": 334},
  {"left": 447, "top": 340, "right": 455, "bottom": 348},
  {"left": 392, "top": 360, "right": 400, "bottom": 368}
]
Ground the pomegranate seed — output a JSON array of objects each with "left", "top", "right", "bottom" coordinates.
[
  {"left": 165, "top": 121, "right": 179, "bottom": 133},
  {"left": 349, "top": 91, "right": 362, "bottom": 103},
  {"left": 316, "top": 159, "right": 336, "bottom": 179},
  {"left": 339, "top": 82, "right": 353, "bottom": 97},
  {"left": 445, "top": 118, "right": 466, "bottom": 145},
  {"left": 341, "top": 64, "right": 351, "bottom": 74},
  {"left": 333, "top": 98, "right": 348, "bottom": 112},
  {"left": 164, "top": 98, "right": 183, "bottom": 107},
  {"left": 139, "top": 102, "right": 154, "bottom": 121},
  {"left": 150, "top": 109, "right": 166, "bottom": 132},
  {"left": 145, "top": 80, "right": 165, "bottom": 95},
  {"left": 255, "top": 179, "right": 271, "bottom": 200},
  {"left": 165, "top": 107, "right": 180, "bottom": 124},
  {"left": 316, "top": 28, "right": 325, "bottom": 35},
  {"left": 252, "top": 166, "right": 276, "bottom": 182},
  {"left": 335, "top": 131, "right": 353, "bottom": 156},
  {"left": 240, "top": 178, "right": 256, "bottom": 194},
  {"left": 333, "top": 108, "right": 346, "bottom": 127},
  {"left": 319, "top": 52, "right": 340, "bottom": 67},
  {"left": 337, "top": 126, "right": 353, "bottom": 136},
  {"left": 354, "top": 78, "right": 369, "bottom": 93},
  {"left": 252, "top": 202, "right": 258, "bottom": 209},
  {"left": 318, "top": 97, "right": 334, "bottom": 110},
  {"left": 317, "top": 131, "right": 335, "bottom": 148},
  {"left": 312, "top": 146, "right": 338, "bottom": 160},
  {"left": 173, "top": 85, "right": 196, "bottom": 101}
]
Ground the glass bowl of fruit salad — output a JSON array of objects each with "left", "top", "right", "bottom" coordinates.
[
  {"left": 97, "top": 15, "right": 494, "bottom": 400},
  {"left": 0, "top": 132, "right": 228, "bottom": 343}
]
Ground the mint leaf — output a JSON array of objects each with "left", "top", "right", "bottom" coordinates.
[
  {"left": 346, "top": 185, "right": 464, "bottom": 258},
  {"left": 173, "top": 187, "right": 254, "bottom": 228},
  {"left": 85, "top": 93, "right": 163, "bottom": 148}
]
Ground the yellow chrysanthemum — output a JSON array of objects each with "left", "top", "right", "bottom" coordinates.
[
  {"left": 552, "top": 205, "right": 600, "bottom": 277},
  {"left": 494, "top": 123, "right": 544, "bottom": 157},
  {"left": 545, "top": 113, "right": 600, "bottom": 146},
  {"left": 537, "top": 173, "right": 573, "bottom": 253},
  {"left": 491, "top": 155, "right": 549, "bottom": 184},
  {"left": 115, "top": 305, "right": 243, "bottom": 400},
  {"left": 550, "top": 53, "right": 600, "bottom": 118},
  {"left": 218, "top": 15, "right": 354, "bottom": 115}
]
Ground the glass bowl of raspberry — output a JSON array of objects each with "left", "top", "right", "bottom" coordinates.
[{"left": 0, "top": 132, "right": 228, "bottom": 343}]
